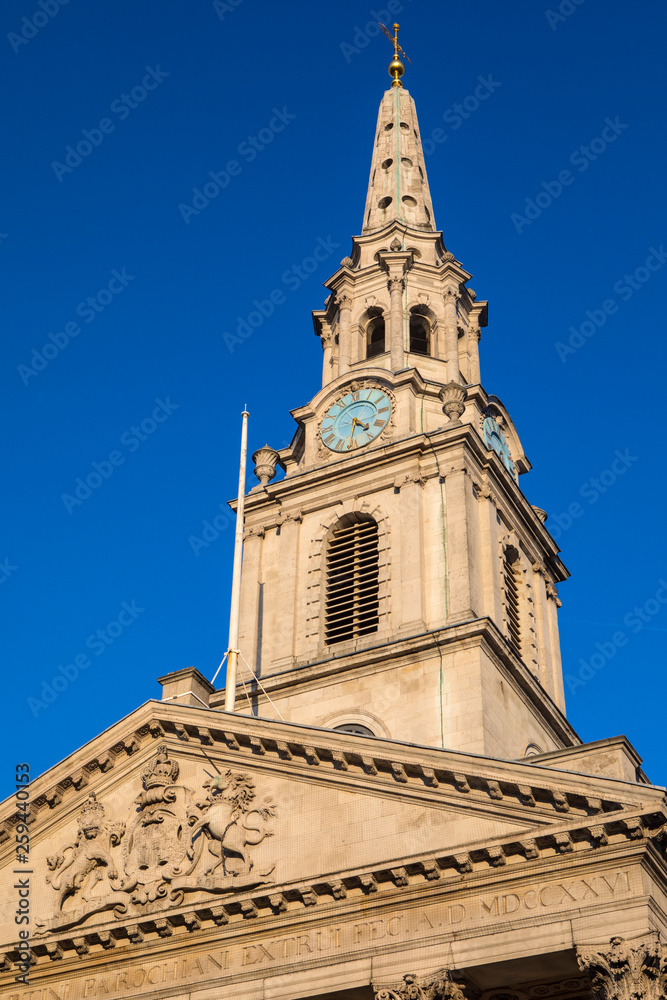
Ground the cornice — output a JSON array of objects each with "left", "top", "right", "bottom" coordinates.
[
  {"left": 3, "top": 798, "right": 665, "bottom": 973},
  {"left": 212, "top": 614, "right": 578, "bottom": 749},
  {"left": 3, "top": 696, "right": 659, "bottom": 845}
]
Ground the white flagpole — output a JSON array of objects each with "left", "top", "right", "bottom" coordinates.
[{"left": 225, "top": 407, "right": 249, "bottom": 712}]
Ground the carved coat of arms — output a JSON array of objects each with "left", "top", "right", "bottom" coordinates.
[
  {"left": 120, "top": 747, "right": 193, "bottom": 904},
  {"left": 40, "top": 745, "right": 277, "bottom": 931}
]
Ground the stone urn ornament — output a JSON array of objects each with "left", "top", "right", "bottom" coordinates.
[
  {"left": 252, "top": 445, "right": 283, "bottom": 486},
  {"left": 439, "top": 382, "right": 467, "bottom": 423}
]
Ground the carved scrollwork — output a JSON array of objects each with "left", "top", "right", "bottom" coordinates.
[
  {"left": 531, "top": 506, "right": 548, "bottom": 524},
  {"left": 525, "top": 978, "right": 588, "bottom": 997},
  {"left": 577, "top": 934, "right": 667, "bottom": 1000},
  {"left": 394, "top": 473, "right": 427, "bottom": 491},
  {"left": 374, "top": 971, "right": 469, "bottom": 1000},
  {"left": 545, "top": 581, "right": 561, "bottom": 607}
]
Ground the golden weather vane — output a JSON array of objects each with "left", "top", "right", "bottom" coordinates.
[{"left": 378, "top": 21, "right": 411, "bottom": 87}]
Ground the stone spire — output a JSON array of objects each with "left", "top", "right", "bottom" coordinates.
[{"left": 361, "top": 85, "right": 436, "bottom": 234}]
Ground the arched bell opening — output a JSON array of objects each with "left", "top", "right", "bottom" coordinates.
[{"left": 365, "top": 309, "right": 387, "bottom": 359}]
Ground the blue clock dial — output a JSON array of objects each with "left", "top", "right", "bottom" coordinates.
[
  {"left": 483, "top": 415, "right": 514, "bottom": 476},
  {"left": 320, "top": 387, "right": 391, "bottom": 452}
]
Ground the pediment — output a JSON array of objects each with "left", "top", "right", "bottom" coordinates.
[{"left": 1, "top": 701, "right": 664, "bottom": 967}]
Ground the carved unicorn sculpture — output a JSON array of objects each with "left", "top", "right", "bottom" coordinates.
[{"left": 188, "top": 770, "right": 275, "bottom": 877}]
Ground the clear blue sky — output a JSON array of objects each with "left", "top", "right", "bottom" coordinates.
[{"left": 2, "top": 0, "right": 666, "bottom": 798}]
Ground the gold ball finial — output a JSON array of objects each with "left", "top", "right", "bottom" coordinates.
[
  {"left": 387, "top": 22, "right": 405, "bottom": 88},
  {"left": 389, "top": 55, "right": 405, "bottom": 87}
]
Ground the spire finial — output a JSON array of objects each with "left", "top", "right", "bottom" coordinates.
[{"left": 379, "top": 22, "right": 410, "bottom": 87}]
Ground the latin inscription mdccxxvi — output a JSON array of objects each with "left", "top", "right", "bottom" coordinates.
[{"left": 10, "top": 868, "right": 632, "bottom": 1000}]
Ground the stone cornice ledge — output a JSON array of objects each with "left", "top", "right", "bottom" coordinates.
[
  {"left": 3, "top": 811, "right": 666, "bottom": 971},
  {"left": 3, "top": 697, "right": 662, "bottom": 843},
  {"left": 210, "top": 616, "right": 579, "bottom": 749}
]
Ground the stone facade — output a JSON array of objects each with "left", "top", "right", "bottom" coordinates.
[
  {"left": 2, "top": 53, "right": 665, "bottom": 1000},
  {"left": 1, "top": 704, "right": 666, "bottom": 999}
]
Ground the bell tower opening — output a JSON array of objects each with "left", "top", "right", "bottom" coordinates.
[
  {"left": 366, "top": 312, "right": 386, "bottom": 359},
  {"left": 504, "top": 545, "right": 521, "bottom": 654},
  {"left": 325, "top": 515, "right": 380, "bottom": 645},
  {"left": 409, "top": 311, "right": 430, "bottom": 355}
]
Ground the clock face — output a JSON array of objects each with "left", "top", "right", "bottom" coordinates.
[
  {"left": 483, "top": 415, "right": 514, "bottom": 475},
  {"left": 320, "top": 387, "right": 391, "bottom": 452}
]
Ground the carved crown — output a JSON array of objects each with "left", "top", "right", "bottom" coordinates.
[
  {"left": 141, "top": 746, "right": 179, "bottom": 789},
  {"left": 76, "top": 793, "right": 105, "bottom": 833}
]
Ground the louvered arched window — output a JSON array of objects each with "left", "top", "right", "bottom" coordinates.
[
  {"left": 409, "top": 313, "right": 430, "bottom": 355},
  {"left": 366, "top": 314, "right": 386, "bottom": 359},
  {"left": 325, "top": 515, "right": 379, "bottom": 645},
  {"left": 504, "top": 546, "right": 521, "bottom": 653}
]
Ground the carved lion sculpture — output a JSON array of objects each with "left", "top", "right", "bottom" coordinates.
[{"left": 45, "top": 793, "right": 125, "bottom": 909}]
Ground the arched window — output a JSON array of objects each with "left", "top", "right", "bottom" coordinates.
[
  {"left": 504, "top": 546, "right": 521, "bottom": 653},
  {"left": 325, "top": 515, "right": 379, "bottom": 645},
  {"left": 366, "top": 315, "right": 386, "bottom": 358},
  {"left": 333, "top": 723, "right": 375, "bottom": 736},
  {"left": 409, "top": 313, "right": 430, "bottom": 355}
]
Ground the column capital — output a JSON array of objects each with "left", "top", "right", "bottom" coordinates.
[
  {"left": 376, "top": 248, "right": 415, "bottom": 278},
  {"left": 337, "top": 292, "right": 353, "bottom": 310},
  {"left": 577, "top": 933, "right": 667, "bottom": 1000},
  {"left": 388, "top": 276, "right": 405, "bottom": 294},
  {"left": 373, "top": 970, "right": 469, "bottom": 1000}
]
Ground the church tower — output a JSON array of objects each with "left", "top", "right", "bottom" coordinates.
[
  {"left": 4, "top": 33, "right": 665, "bottom": 1000},
  {"left": 211, "top": 35, "right": 577, "bottom": 761}
]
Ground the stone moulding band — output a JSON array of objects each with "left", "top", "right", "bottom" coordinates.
[
  {"left": 5, "top": 804, "right": 665, "bottom": 970},
  {"left": 1, "top": 714, "right": 639, "bottom": 837}
]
